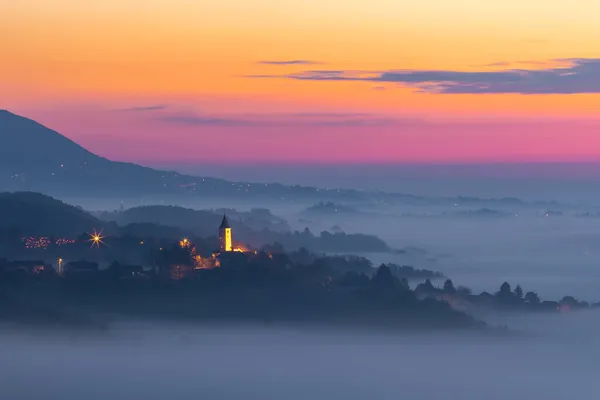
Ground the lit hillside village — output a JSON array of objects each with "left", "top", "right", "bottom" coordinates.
[{"left": 2, "top": 214, "right": 270, "bottom": 280}]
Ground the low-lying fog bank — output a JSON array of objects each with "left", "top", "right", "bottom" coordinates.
[{"left": 3, "top": 313, "right": 600, "bottom": 400}]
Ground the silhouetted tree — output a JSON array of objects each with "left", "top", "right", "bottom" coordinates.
[
  {"left": 499, "top": 282, "right": 511, "bottom": 296},
  {"left": 560, "top": 296, "right": 578, "bottom": 307},
  {"left": 443, "top": 279, "right": 456, "bottom": 294},
  {"left": 524, "top": 291, "right": 540, "bottom": 305},
  {"left": 496, "top": 281, "right": 514, "bottom": 304},
  {"left": 514, "top": 285, "right": 524, "bottom": 299},
  {"left": 370, "top": 264, "right": 399, "bottom": 292}
]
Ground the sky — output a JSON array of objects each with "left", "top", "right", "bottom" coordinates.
[{"left": 1, "top": 0, "right": 600, "bottom": 166}]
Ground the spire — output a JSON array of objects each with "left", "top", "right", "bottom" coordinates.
[{"left": 219, "top": 214, "right": 230, "bottom": 229}]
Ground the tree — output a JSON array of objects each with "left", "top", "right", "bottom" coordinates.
[
  {"left": 416, "top": 279, "right": 436, "bottom": 293},
  {"left": 524, "top": 291, "right": 540, "bottom": 305},
  {"left": 496, "top": 281, "right": 514, "bottom": 304},
  {"left": 499, "top": 282, "right": 511, "bottom": 296},
  {"left": 514, "top": 285, "right": 524, "bottom": 299},
  {"left": 371, "top": 264, "right": 399, "bottom": 292},
  {"left": 374, "top": 264, "right": 394, "bottom": 282},
  {"left": 443, "top": 279, "right": 456, "bottom": 294},
  {"left": 560, "top": 296, "right": 578, "bottom": 307},
  {"left": 400, "top": 277, "right": 410, "bottom": 290}
]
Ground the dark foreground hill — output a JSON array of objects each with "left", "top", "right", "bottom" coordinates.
[
  {"left": 0, "top": 192, "right": 390, "bottom": 255},
  {"left": 0, "top": 192, "right": 107, "bottom": 237}
]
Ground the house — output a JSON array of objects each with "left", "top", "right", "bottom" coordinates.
[
  {"left": 216, "top": 251, "right": 248, "bottom": 270},
  {"left": 165, "top": 264, "right": 193, "bottom": 280},
  {"left": 64, "top": 261, "right": 99, "bottom": 277},
  {"left": 4, "top": 260, "right": 50, "bottom": 275}
]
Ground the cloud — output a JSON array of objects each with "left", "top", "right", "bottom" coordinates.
[
  {"left": 482, "top": 62, "right": 512, "bottom": 68},
  {"left": 291, "top": 112, "right": 371, "bottom": 118},
  {"left": 158, "top": 115, "right": 258, "bottom": 126},
  {"left": 117, "top": 104, "right": 168, "bottom": 112},
  {"left": 257, "top": 60, "right": 322, "bottom": 66},
  {"left": 156, "top": 112, "right": 397, "bottom": 127},
  {"left": 250, "top": 58, "right": 600, "bottom": 94}
]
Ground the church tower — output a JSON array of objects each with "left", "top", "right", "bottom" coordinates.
[{"left": 219, "top": 214, "right": 232, "bottom": 252}]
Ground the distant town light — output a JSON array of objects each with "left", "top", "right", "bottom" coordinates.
[{"left": 88, "top": 229, "right": 105, "bottom": 248}]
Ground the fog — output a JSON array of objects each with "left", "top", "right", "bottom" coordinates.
[
  {"left": 166, "top": 163, "right": 600, "bottom": 203},
  {"left": 60, "top": 171, "right": 600, "bottom": 302},
  {"left": 301, "top": 210, "right": 600, "bottom": 301},
  {"left": 8, "top": 169, "right": 600, "bottom": 398},
  {"left": 3, "top": 312, "right": 600, "bottom": 399}
]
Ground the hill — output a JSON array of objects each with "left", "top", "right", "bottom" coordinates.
[
  {"left": 0, "top": 110, "right": 202, "bottom": 195},
  {"left": 0, "top": 191, "right": 109, "bottom": 237},
  {"left": 0, "top": 110, "right": 368, "bottom": 201},
  {"left": 0, "top": 193, "right": 390, "bottom": 254},
  {"left": 101, "top": 205, "right": 390, "bottom": 253}
]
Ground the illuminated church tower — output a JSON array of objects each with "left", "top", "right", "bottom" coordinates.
[{"left": 219, "top": 214, "right": 232, "bottom": 252}]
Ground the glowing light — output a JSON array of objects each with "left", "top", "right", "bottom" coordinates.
[
  {"left": 220, "top": 228, "right": 232, "bottom": 252},
  {"left": 233, "top": 244, "right": 251, "bottom": 253},
  {"left": 88, "top": 229, "right": 105, "bottom": 248}
]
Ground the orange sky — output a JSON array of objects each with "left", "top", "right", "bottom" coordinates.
[{"left": 1, "top": 0, "right": 600, "bottom": 163}]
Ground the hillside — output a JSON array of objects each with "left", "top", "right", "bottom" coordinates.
[
  {"left": 0, "top": 110, "right": 201, "bottom": 195},
  {"left": 0, "top": 110, "right": 368, "bottom": 201},
  {"left": 0, "top": 192, "right": 109, "bottom": 237},
  {"left": 102, "top": 205, "right": 390, "bottom": 253}
]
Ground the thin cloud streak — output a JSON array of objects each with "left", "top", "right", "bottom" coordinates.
[
  {"left": 116, "top": 104, "right": 168, "bottom": 112},
  {"left": 156, "top": 112, "right": 400, "bottom": 127},
  {"left": 250, "top": 58, "right": 600, "bottom": 94},
  {"left": 257, "top": 60, "right": 322, "bottom": 66}
]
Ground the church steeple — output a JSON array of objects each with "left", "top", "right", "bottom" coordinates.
[
  {"left": 219, "top": 214, "right": 230, "bottom": 229},
  {"left": 218, "top": 214, "right": 232, "bottom": 252}
]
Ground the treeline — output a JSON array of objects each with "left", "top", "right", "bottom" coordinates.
[
  {"left": 416, "top": 279, "right": 599, "bottom": 312},
  {"left": 0, "top": 193, "right": 391, "bottom": 254},
  {"left": 0, "top": 262, "right": 479, "bottom": 332}
]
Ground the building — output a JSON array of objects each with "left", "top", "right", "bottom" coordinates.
[
  {"left": 216, "top": 251, "right": 248, "bottom": 270},
  {"left": 218, "top": 214, "right": 232, "bottom": 252},
  {"left": 64, "top": 261, "right": 99, "bottom": 277},
  {"left": 166, "top": 264, "right": 193, "bottom": 280},
  {"left": 2, "top": 260, "right": 50, "bottom": 275}
]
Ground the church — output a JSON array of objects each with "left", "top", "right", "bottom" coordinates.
[
  {"left": 216, "top": 214, "right": 249, "bottom": 269},
  {"left": 218, "top": 214, "right": 232, "bottom": 252}
]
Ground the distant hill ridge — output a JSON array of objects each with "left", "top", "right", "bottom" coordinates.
[
  {"left": 0, "top": 110, "right": 364, "bottom": 199},
  {"left": 0, "top": 110, "right": 547, "bottom": 207},
  {"left": 0, "top": 110, "right": 100, "bottom": 168},
  {"left": 0, "top": 191, "right": 103, "bottom": 237}
]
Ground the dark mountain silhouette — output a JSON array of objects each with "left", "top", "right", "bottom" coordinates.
[
  {"left": 0, "top": 110, "right": 98, "bottom": 168},
  {"left": 0, "top": 110, "right": 366, "bottom": 200},
  {"left": 0, "top": 110, "right": 200, "bottom": 195},
  {"left": 0, "top": 191, "right": 110, "bottom": 237}
]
